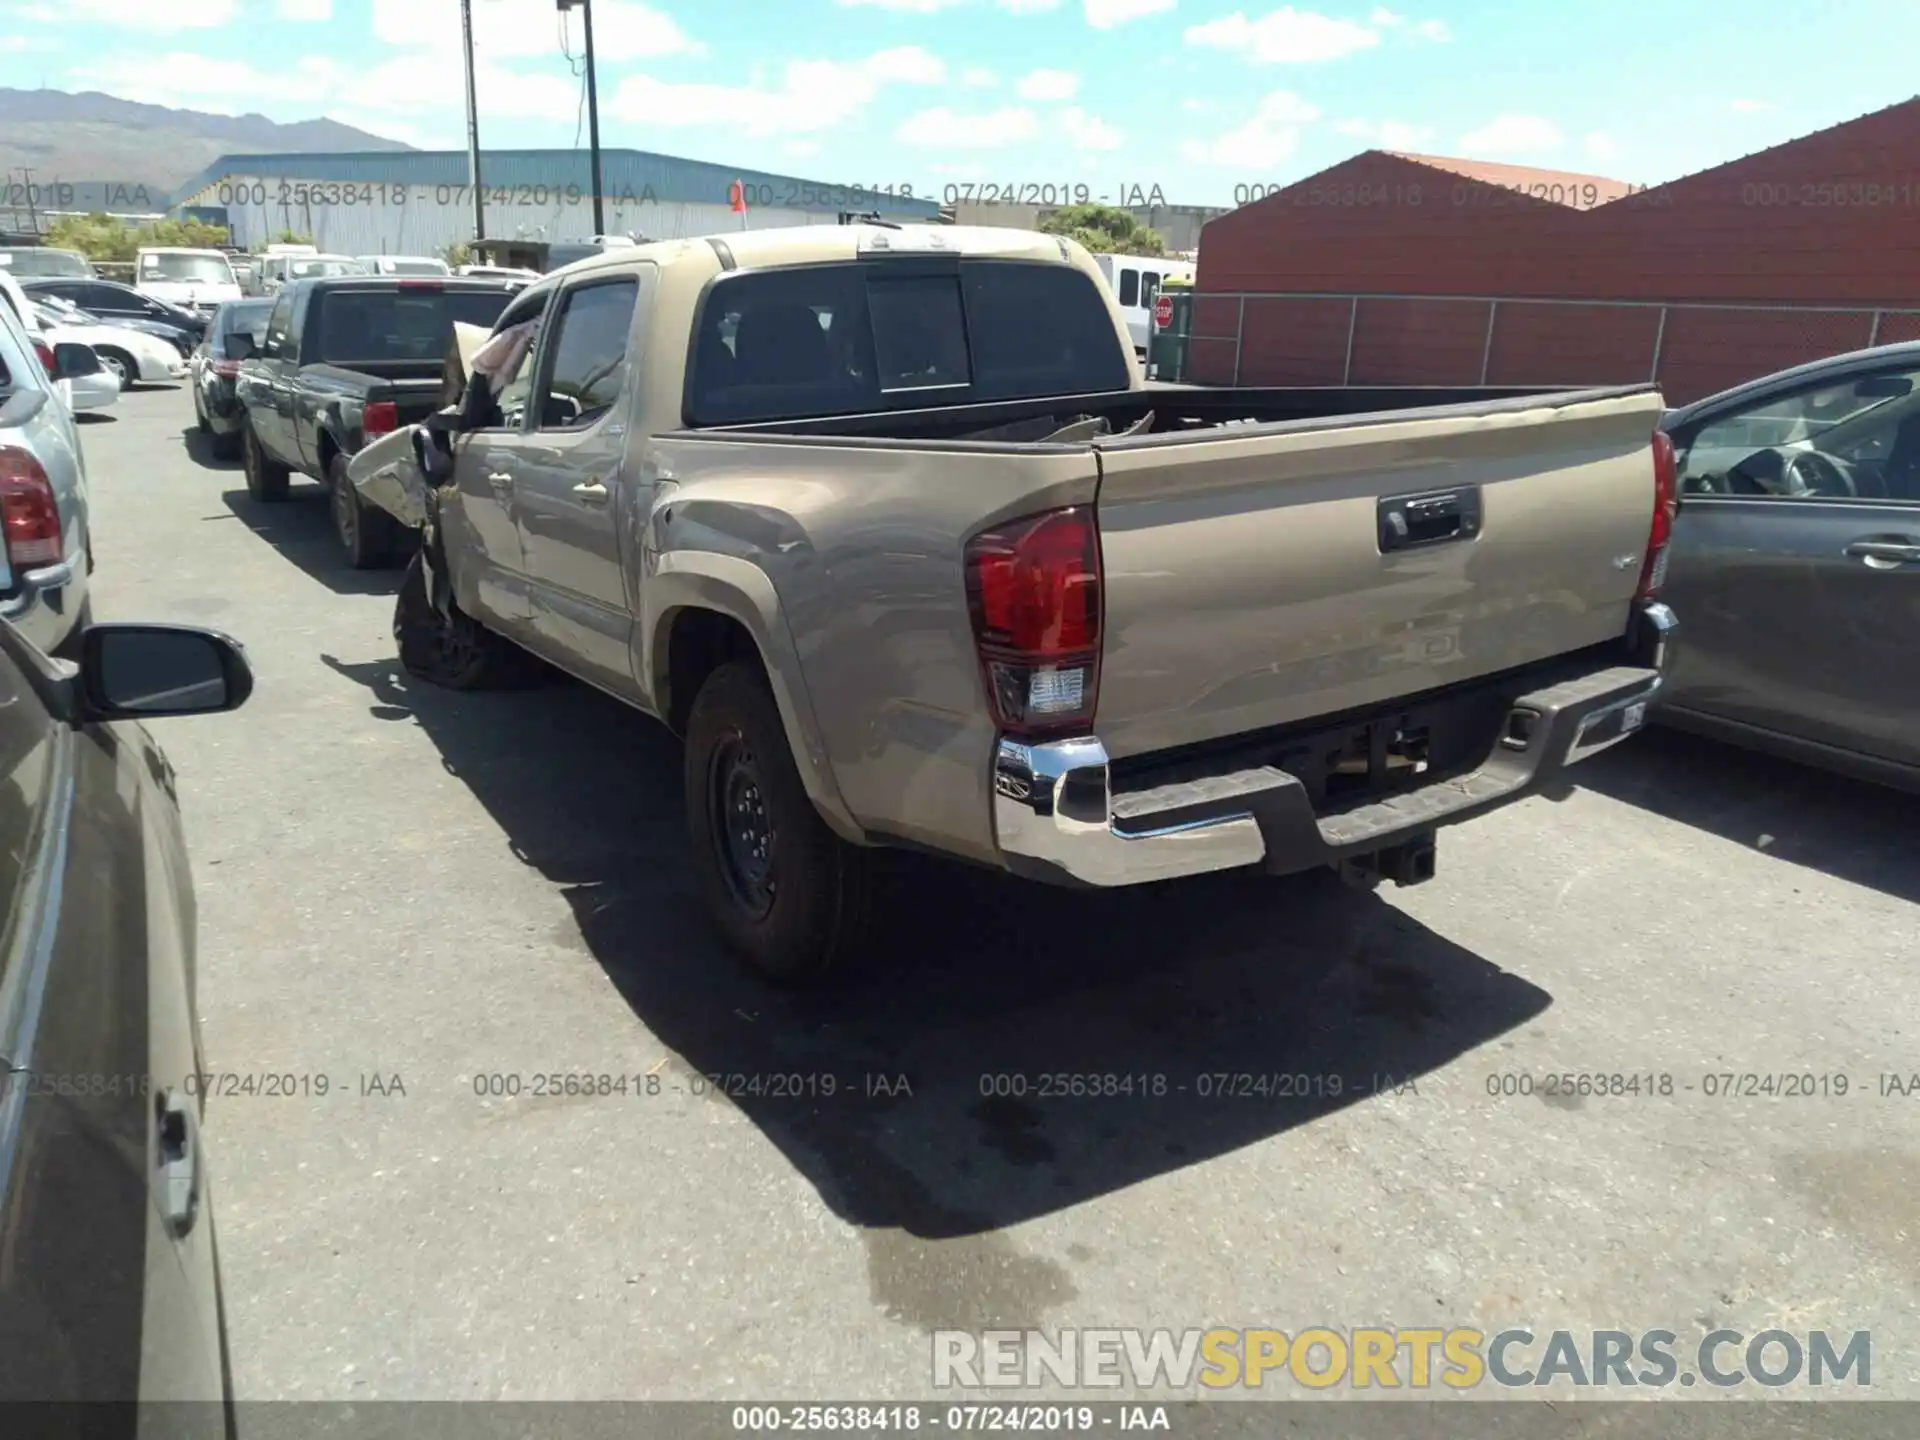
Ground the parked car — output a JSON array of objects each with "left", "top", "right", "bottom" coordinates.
[
  {"left": 236, "top": 275, "right": 518, "bottom": 564},
  {"left": 134, "top": 247, "right": 242, "bottom": 320},
  {"left": 190, "top": 299, "right": 273, "bottom": 459},
  {"left": 255, "top": 252, "right": 363, "bottom": 296},
  {"left": 20, "top": 276, "right": 208, "bottom": 343},
  {"left": 0, "top": 609, "right": 253, "bottom": 1420},
  {"left": 0, "top": 246, "right": 95, "bottom": 279},
  {"left": 0, "top": 272, "right": 118, "bottom": 415},
  {"left": 356, "top": 255, "right": 451, "bottom": 278},
  {"left": 0, "top": 284, "right": 100, "bottom": 658},
  {"left": 1656, "top": 342, "right": 1920, "bottom": 793},
  {"left": 27, "top": 299, "right": 185, "bottom": 390},
  {"left": 351, "top": 223, "right": 1678, "bottom": 983},
  {"left": 26, "top": 289, "right": 197, "bottom": 361}
]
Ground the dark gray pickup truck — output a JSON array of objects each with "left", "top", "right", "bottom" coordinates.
[{"left": 235, "top": 275, "right": 519, "bottom": 566}]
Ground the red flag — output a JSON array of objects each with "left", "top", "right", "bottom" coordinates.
[{"left": 728, "top": 179, "right": 747, "bottom": 214}]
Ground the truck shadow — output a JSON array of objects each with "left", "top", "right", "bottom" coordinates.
[
  {"left": 219, "top": 487, "right": 407, "bottom": 597},
  {"left": 321, "top": 653, "right": 1552, "bottom": 1243},
  {"left": 1572, "top": 726, "right": 1920, "bottom": 906},
  {"left": 180, "top": 425, "right": 242, "bottom": 470}
]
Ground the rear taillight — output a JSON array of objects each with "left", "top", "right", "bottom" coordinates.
[
  {"left": 30, "top": 339, "right": 55, "bottom": 378},
  {"left": 212, "top": 359, "right": 241, "bottom": 378},
  {"left": 964, "top": 506, "right": 1102, "bottom": 738},
  {"left": 1637, "top": 430, "right": 1679, "bottom": 601},
  {"left": 363, "top": 400, "right": 399, "bottom": 438},
  {"left": 0, "top": 447, "right": 64, "bottom": 569}
]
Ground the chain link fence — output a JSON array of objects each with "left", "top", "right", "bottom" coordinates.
[{"left": 1189, "top": 292, "right": 1920, "bottom": 405}]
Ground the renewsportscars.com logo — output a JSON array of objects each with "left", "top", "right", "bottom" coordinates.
[{"left": 931, "top": 1327, "right": 1872, "bottom": 1392}]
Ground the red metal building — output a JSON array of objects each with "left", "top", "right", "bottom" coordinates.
[{"left": 1191, "top": 97, "right": 1920, "bottom": 404}]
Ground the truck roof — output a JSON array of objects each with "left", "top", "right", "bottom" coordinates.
[{"left": 553, "top": 223, "right": 1082, "bottom": 282}]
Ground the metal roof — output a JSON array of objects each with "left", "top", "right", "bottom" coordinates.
[
  {"left": 1382, "top": 152, "right": 1637, "bottom": 205},
  {"left": 172, "top": 149, "right": 942, "bottom": 218}
]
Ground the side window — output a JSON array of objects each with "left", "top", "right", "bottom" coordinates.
[
  {"left": 533, "top": 278, "right": 640, "bottom": 431},
  {"left": 1118, "top": 268, "right": 1139, "bottom": 307},
  {"left": 1676, "top": 367, "right": 1920, "bottom": 500},
  {"left": 262, "top": 293, "right": 295, "bottom": 358},
  {"left": 485, "top": 290, "right": 551, "bottom": 428}
]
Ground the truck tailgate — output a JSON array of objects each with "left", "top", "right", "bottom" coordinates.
[{"left": 1091, "top": 386, "right": 1665, "bottom": 760}]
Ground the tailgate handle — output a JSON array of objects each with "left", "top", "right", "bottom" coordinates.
[{"left": 1379, "top": 487, "right": 1481, "bottom": 553}]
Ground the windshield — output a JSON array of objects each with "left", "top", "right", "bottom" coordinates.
[
  {"left": 140, "top": 252, "right": 237, "bottom": 285},
  {"left": 289, "top": 258, "right": 364, "bottom": 279},
  {"left": 0, "top": 248, "right": 93, "bottom": 278}
]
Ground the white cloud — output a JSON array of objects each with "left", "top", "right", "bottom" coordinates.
[
  {"left": 611, "top": 47, "right": 944, "bottom": 136},
  {"left": 837, "top": 0, "right": 967, "bottom": 9},
  {"left": 1186, "top": 7, "right": 1379, "bottom": 62},
  {"left": 962, "top": 66, "right": 999, "bottom": 87},
  {"left": 1731, "top": 98, "right": 1771, "bottom": 112},
  {"left": 1181, "top": 98, "right": 1212, "bottom": 113},
  {"left": 1412, "top": 17, "right": 1449, "bottom": 39},
  {"left": 278, "top": 0, "right": 332, "bottom": 19},
  {"left": 1062, "top": 106, "right": 1124, "bottom": 150},
  {"left": 24, "top": 0, "right": 234, "bottom": 27},
  {"left": 1337, "top": 117, "right": 1436, "bottom": 148},
  {"left": 897, "top": 106, "right": 1041, "bottom": 148},
  {"left": 1085, "top": 0, "right": 1177, "bottom": 29},
  {"left": 1369, "top": 6, "right": 1404, "bottom": 22},
  {"left": 1585, "top": 130, "right": 1620, "bottom": 162},
  {"left": 1457, "top": 114, "right": 1564, "bottom": 155},
  {"left": 1000, "top": 0, "right": 1063, "bottom": 9},
  {"left": 371, "top": 0, "right": 701, "bottom": 61},
  {"left": 1017, "top": 68, "right": 1080, "bottom": 101},
  {"left": 1181, "top": 89, "right": 1320, "bottom": 166}
]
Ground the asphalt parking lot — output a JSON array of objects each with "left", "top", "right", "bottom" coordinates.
[{"left": 79, "top": 386, "right": 1920, "bottom": 1407}]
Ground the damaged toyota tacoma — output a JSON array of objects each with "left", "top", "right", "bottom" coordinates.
[{"left": 349, "top": 222, "right": 1679, "bottom": 983}]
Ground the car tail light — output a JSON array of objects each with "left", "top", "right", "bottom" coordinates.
[
  {"left": 212, "top": 359, "right": 241, "bottom": 378},
  {"left": 0, "top": 446, "right": 64, "bottom": 569},
  {"left": 363, "top": 401, "right": 399, "bottom": 438},
  {"left": 965, "top": 506, "right": 1102, "bottom": 738},
  {"left": 30, "top": 339, "right": 55, "bottom": 378},
  {"left": 1637, "top": 430, "right": 1679, "bottom": 601}
]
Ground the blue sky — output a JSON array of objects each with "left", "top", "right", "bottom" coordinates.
[{"left": 4, "top": 0, "right": 1918, "bottom": 205}]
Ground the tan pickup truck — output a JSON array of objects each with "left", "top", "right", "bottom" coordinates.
[{"left": 350, "top": 221, "right": 1680, "bottom": 983}]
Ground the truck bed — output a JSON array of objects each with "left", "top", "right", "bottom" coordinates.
[{"left": 659, "top": 381, "right": 1664, "bottom": 761}]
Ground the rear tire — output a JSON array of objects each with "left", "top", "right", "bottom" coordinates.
[
  {"left": 329, "top": 452, "right": 401, "bottom": 569},
  {"left": 684, "top": 660, "right": 870, "bottom": 985},
  {"left": 393, "top": 550, "right": 543, "bottom": 690},
  {"left": 193, "top": 386, "right": 211, "bottom": 434},
  {"left": 242, "top": 423, "right": 290, "bottom": 502},
  {"left": 98, "top": 348, "right": 136, "bottom": 390},
  {"left": 211, "top": 428, "right": 242, "bottom": 461}
]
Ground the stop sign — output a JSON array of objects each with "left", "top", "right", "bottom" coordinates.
[{"left": 1153, "top": 293, "right": 1175, "bottom": 329}]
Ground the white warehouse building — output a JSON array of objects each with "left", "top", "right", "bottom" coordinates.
[{"left": 169, "top": 148, "right": 943, "bottom": 254}]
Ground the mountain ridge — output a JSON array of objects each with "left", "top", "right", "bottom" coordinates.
[{"left": 0, "top": 88, "right": 412, "bottom": 195}]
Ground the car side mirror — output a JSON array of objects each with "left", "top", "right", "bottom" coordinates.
[
  {"left": 78, "top": 624, "right": 254, "bottom": 720},
  {"left": 52, "top": 343, "right": 103, "bottom": 381}
]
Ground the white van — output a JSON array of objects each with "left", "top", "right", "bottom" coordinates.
[
  {"left": 134, "top": 247, "right": 242, "bottom": 318},
  {"left": 1091, "top": 253, "right": 1196, "bottom": 358}
]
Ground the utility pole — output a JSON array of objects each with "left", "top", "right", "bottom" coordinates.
[
  {"left": 18, "top": 168, "right": 40, "bottom": 237},
  {"left": 558, "top": 0, "right": 606, "bottom": 238},
  {"left": 461, "top": 0, "right": 486, "bottom": 242}
]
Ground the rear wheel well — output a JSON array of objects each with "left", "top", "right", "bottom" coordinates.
[
  {"left": 317, "top": 429, "right": 341, "bottom": 479},
  {"left": 665, "top": 609, "right": 762, "bottom": 736}
]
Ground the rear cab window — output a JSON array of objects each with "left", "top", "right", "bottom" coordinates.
[
  {"left": 686, "top": 258, "right": 1129, "bottom": 426},
  {"left": 309, "top": 285, "right": 516, "bottom": 367}
]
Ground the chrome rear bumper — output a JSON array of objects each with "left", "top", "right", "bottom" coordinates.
[{"left": 993, "top": 614, "right": 1674, "bottom": 889}]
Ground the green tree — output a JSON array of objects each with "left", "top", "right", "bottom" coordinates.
[
  {"left": 45, "top": 213, "right": 231, "bottom": 262},
  {"left": 443, "top": 241, "right": 473, "bottom": 268},
  {"left": 262, "top": 228, "right": 316, "bottom": 250},
  {"left": 1037, "top": 202, "right": 1167, "bottom": 257}
]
